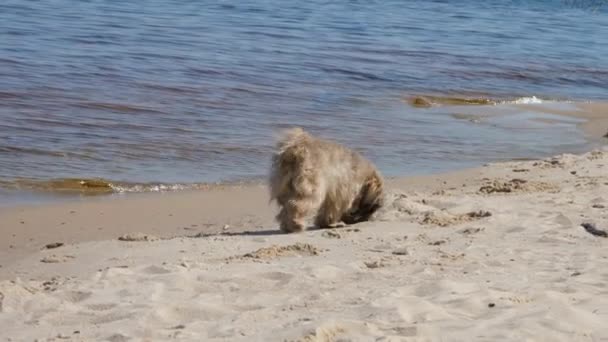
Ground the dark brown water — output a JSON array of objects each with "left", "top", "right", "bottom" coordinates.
[{"left": 1, "top": 0, "right": 607, "bottom": 203}]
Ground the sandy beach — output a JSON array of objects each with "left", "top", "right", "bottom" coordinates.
[
  {"left": 0, "top": 143, "right": 607, "bottom": 340},
  {"left": 2, "top": 0, "right": 608, "bottom": 339}
]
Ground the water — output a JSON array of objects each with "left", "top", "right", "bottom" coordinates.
[{"left": 1, "top": 0, "right": 607, "bottom": 201}]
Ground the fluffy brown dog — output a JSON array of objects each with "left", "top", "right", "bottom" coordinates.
[{"left": 269, "top": 128, "right": 384, "bottom": 233}]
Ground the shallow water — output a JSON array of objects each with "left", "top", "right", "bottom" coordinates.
[{"left": 1, "top": 1, "right": 607, "bottom": 201}]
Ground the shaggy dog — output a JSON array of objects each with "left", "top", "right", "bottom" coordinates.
[{"left": 269, "top": 128, "right": 384, "bottom": 233}]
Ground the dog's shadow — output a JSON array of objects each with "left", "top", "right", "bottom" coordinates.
[
  {"left": 188, "top": 229, "right": 283, "bottom": 238},
  {"left": 187, "top": 224, "right": 357, "bottom": 238}
]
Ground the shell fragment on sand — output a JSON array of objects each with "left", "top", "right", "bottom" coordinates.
[{"left": 581, "top": 223, "right": 607, "bottom": 238}]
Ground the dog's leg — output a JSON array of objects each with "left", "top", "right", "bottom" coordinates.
[
  {"left": 315, "top": 199, "right": 343, "bottom": 228},
  {"left": 277, "top": 199, "right": 315, "bottom": 233}
]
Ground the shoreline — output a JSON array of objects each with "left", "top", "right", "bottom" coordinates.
[
  {"left": 1, "top": 100, "right": 606, "bottom": 271},
  {"left": 0, "top": 100, "right": 605, "bottom": 207}
]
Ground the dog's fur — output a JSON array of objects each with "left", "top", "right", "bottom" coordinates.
[{"left": 269, "top": 128, "right": 384, "bottom": 233}]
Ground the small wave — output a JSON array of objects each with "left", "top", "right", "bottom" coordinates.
[
  {"left": 109, "top": 182, "right": 193, "bottom": 193},
  {"left": 405, "top": 94, "right": 561, "bottom": 107},
  {"left": 503, "top": 96, "right": 577, "bottom": 105},
  {"left": 72, "top": 102, "right": 162, "bottom": 114},
  {"left": 0, "top": 145, "right": 108, "bottom": 161},
  {"left": 510, "top": 96, "right": 544, "bottom": 104},
  {"left": 320, "top": 66, "right": 391, "bottom": 82},
  {"left": 0, "top": 90, "right": 25, "bottom": 99}
]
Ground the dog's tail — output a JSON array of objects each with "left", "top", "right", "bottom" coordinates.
[{"left": 342, "top": 172, "right": 384, "bottom": 224}]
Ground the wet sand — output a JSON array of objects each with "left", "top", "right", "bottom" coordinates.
[{"left": 515, "top": 102, "right": 608, "bottom": 142}]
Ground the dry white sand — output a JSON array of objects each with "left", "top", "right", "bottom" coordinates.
[{"left": 1, "top": 147, "right": 607, "bottom": 341}]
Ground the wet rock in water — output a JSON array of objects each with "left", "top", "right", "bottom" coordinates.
[
  {"left": 409, "top": 96, "right": 433, "bottom": 108},
  {"left": 407, "top": 95, "right": 496, "bottom": 107},
  {"left": 451, "top": 97, "right": 494, "bottom": 105}
]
